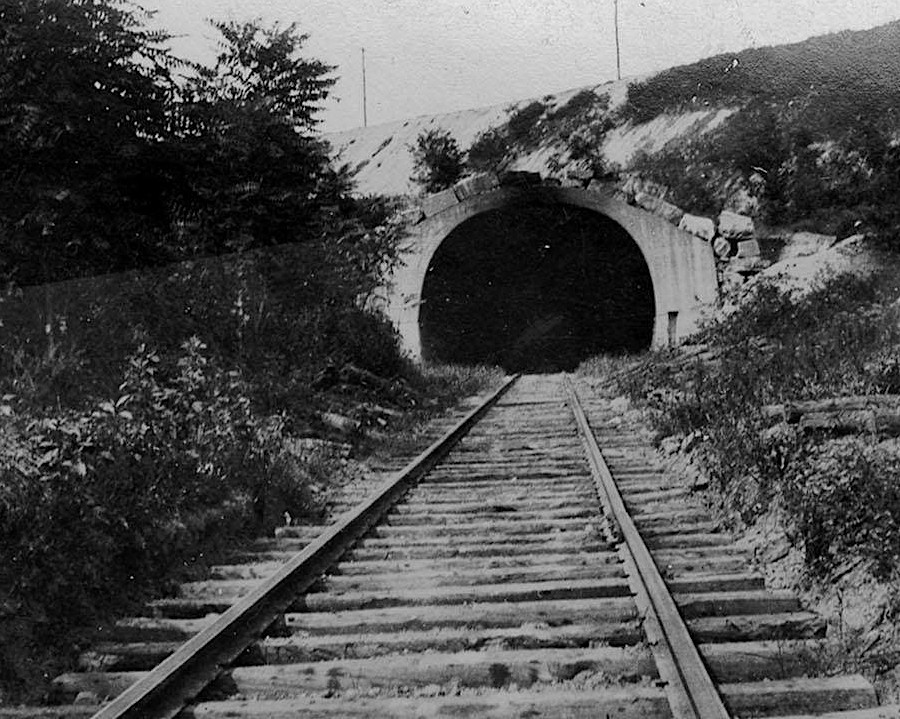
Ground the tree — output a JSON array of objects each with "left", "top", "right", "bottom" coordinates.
[
  {"left": 410, "top": 128, "right": 465, "bottom": 193},
  {"left": 172, "top": 20, "right": 341, "bottom": 254},
  {"left": 0, "top": 0, "right": 178, "bottom": 284}
]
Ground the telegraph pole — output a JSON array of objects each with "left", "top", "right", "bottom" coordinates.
[
  {"left": 361, "top": 47, "right": 368, "bottom": 127},
  {"left": 614, "top": 0, "right": 622, "bottom": 80}
]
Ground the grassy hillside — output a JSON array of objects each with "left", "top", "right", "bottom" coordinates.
[
  {"left": 621, "top": 21, "right": 900, "bottom": 237},
  {"left": 622, "top": 22, "right": 900, "bottom": 128},
  {"left": 332, "top": 20, "right": 900, "bottom": 243}
]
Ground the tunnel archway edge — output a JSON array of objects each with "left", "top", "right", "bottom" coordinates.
[{"left": 383, "top": 186, "right": 719, "bottom": 362}]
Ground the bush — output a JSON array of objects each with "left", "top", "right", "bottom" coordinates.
[
  {"left": 0, "top": 338, "right": 330, "bottom": 697},
  {"left": 783, "top": 438, "right": 900, "bottom": 576},
  {"left": 468, "top": 128, "right": 511, "bottom": 173},
  {"left": 603, "top": 270, "right": 900, "bottom": 576},
  {"left": 547, "top": 89, "right": 606, "bottom": 124},
  {"left": 409, "top": 129, "right": 465, "bottom": 193},
  {"left": 506, "top": 101, "right": 547, "bottom": 146}
]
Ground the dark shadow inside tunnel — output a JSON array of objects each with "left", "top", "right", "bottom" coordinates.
[{"left": 419, "top": 203, "right": 655, "bottom": 372}]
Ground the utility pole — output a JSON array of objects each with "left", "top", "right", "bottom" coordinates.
[
  {"left": 361, "top": 47, "right": 368, "bottom": 127},
  {"left": 614, "top": 0, "right": 622, "bottom": 80}
]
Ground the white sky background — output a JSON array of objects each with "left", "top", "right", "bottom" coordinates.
[{"left": 141, "top": 0, "right": 900, "bottom": 133}]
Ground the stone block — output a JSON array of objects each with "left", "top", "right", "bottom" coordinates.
[
  {"left": 560, "top": 177, "right": 584, "bottom": 188},
  {"left": 730, "top": 256, "right": 769, "bottom": 274},
  {"left": 678, "top": 213, "right": 716, "bottom": 242},
  {"left": 452, "top": 172, "right": 499, "bottom": 201},
  {"left": 655, "top": 200, "right": 684, "bottom": 225},
  {"left": 421, "top": 188, "right": 459, "bottom": 217},
  {"left": 398, "top": 206, "right": 426, "bottom": 225},
  {"left": 587, "top": 179, "right": 615, "bottom": 196},
  {"left": 541, "top": 177, "right": 562, "bottom": 187},
  {"left": 779, "top": 231, "right": 837, "bottom": 261},
  {"left": 634, "top": 191, "right": 659, "bottom": 212},
  {"left": 633, "top": 192, "right": 683, "bottom": 224},
  {"left": 567, "top": 167, "right": 595, "bottom": 183},
  {"left": 736, "top": 238, "right": 761, "bottom": 259},
  {"left": 498, "top": 170, "right": 542, "bottom": 187},
  {"left": 712, "top": 236, "right": 733, "bottom": 259},
  {"left": 718, "top": 210, "right": 755, "bottom": 240}
]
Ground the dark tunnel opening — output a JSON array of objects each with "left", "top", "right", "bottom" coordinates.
[{"left": 419, "top": 203, "right": 655, "bottom": 372}]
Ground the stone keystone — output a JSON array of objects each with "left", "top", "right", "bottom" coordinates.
[
  {"left": 678, "top": 213, "right": 716, "bottom": 242},
  {"left": 421, "top": 188, "right": 459, "bottom": 217},
  {"left": 453, "top": 173, "right": 500, "bottom": 202},
  {"left": 718, "top": 210, "right": 755, "bottom": 240}
]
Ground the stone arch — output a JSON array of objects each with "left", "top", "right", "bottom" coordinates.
[{"left": 383, "top": 183, "right": 718, "bottom": 362}]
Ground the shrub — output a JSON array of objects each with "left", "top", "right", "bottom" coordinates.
[
  {"left": 409, "top": 129, "right": 465, "bottom": 193},
  {"left": 0, "top": 338, "right": 331, "bottom": 697},
  {"left": 467, "top": 128, "right": 511, "bottom": 173},
  {"left": 601, "top": 270, "right": 900, "bottom": 575},
  {"left": 783, "top": 438, "right": 900, "bottom": 576},
  {"left": 506, "top": 101, "right": 547, "bottom": 146},
  {"left": 547, "top": 89, "right": 607, "bottom": 124}
]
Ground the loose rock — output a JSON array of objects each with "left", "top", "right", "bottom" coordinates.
[
  {"left": 678, "top": 213, "right": 716, "bottom": 241},
  {"left": 778, "top": 231, "right": 837, "bottom": 261},
  {"left": 712, "top": 236, "right": 733, "bottom": 259}
]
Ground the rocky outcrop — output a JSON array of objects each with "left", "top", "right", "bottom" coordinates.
[{"left": 779, "top": 231, "right": 837, "bottom": 261}]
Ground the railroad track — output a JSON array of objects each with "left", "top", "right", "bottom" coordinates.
[{"left": 11, "top": 374, "right": 898, "bottom": 718}]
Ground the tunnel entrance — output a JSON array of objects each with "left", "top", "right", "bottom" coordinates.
[{"left": 419, "top": 203, "right": 655, "bottom": 372}]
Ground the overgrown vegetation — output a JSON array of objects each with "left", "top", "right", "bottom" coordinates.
[
  {"left": 621, "top": 22, "right": 900, "bottom": 239},
  {"left": 594, "top": 271, "right": 900, "bottom": 578},
  {"left": 409, "top": 128, "right": 465, "bottom": 193},
  {"left": 0, "top": 2, "right": 501, "bottom": 701},
  {"left": 621, "top": 23, "right": 900, "bottom": 128},
  {"left": 467, "top": 127, "right": 511, "bottom": 173},
  {"left": 465, "top": 90, "right": 616, "bottom": 177}
]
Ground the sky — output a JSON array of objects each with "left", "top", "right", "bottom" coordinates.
[{"left": 140, "top": 0, "right": 900, "bottom": 133}]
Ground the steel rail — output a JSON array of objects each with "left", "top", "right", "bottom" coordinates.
[
  {"left": 564, "top": 377, "right": 731, "bottom": 719},
  {"left": 90, "top": 374, "right": 520, "bottom": 719}
]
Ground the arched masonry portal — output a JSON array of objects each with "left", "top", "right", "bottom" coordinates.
[
  {"left": 382, "top": 184, "right": 718, "bottom": 364},
  {"left": 420, "top": 204, "right": 655, "bottom": 371}
]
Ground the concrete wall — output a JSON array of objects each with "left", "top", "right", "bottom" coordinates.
[{"left": 382, "top": 186, "right": 719, "bottom": 360}]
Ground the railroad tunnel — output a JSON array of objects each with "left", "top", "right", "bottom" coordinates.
[{"left": 418, "top": 204, "right": 655, "bottom": 372}]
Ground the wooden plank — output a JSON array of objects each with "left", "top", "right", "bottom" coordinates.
[
  {"left": 184, "top": 687, "right": 672, "bottom": 719},
  {"left": 282, "top": 596, "right": 637, "bottom": 635},
  {"left": 300, "top": 576, "right": 631, "bottom": 611},
  {"left": 219, "top": 646, "right": 656, "bottom": 696},
  {"left": 687, "top": 612, "right": 825, "bottom": 642},
  {"left": 248, "top": 621, "right": 644, "bottom": 662},
  {"left": 720, "top": 675, "right": 877, "bottom": 715},
  {"left": 775, "top": 707, "right": 900, "bottom": 719}
]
